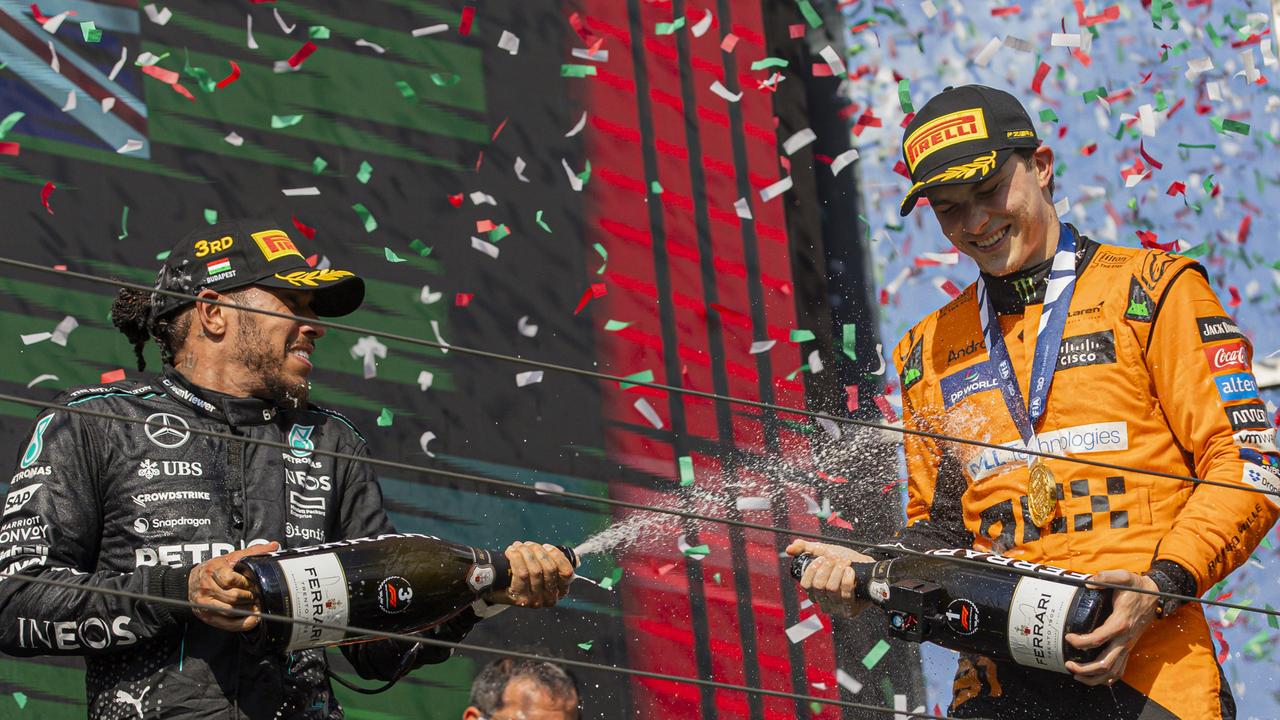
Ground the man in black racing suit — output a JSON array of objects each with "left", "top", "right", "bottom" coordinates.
[{"left": 0, "top": 219, "right": 575, "bottom": 719}]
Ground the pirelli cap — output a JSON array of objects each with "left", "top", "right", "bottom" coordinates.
[
  {"left": 147, "top": 218, "right": 365, "bottom": 323},
  {"left": 899, "top": 84, "right": 1040, "bottom": 217}
]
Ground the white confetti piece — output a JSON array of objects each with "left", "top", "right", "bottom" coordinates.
[
  {"left": 1237, "top": 49, "right": 1260, "bottom": 83},
  {"left": 759, "top": 176, "right": 793, "bottom": 202},
  {"left": 676, "top": 534, "right": 707, "bottom": 558},
  {"left": 430, "top": 320, "right": 450, "bottom": 354},
  {"left": 516, "top": 370, "right": 544, "bottom": 387},
  {"left": 1054, "top": 197, "right": 1071, "bottom": 217},
  {"left": 801, "top": 493, "right": 820, "bottom": 514},
  {"left": 785, "top": 615, "right": 824, "bottom": 643},
  {"left": 893, "top": 694, "right": 908, "bottom": 720},
  {"left": 817, "top": 416, "right": 841, "bottom": 440},
  {"left": 1185, "top": 56, "right": 1214, "bottom": 80},
  {"left": 633, "top": 398, "right": 663, "bottom": 429},
  {"left": 807, "top": 349, "right": 824, "bottom": 374},
  {"left": 471, "top": 236, "right": 500, "bottom": 259},
  {"left": 819, "top": 45, "right": 846, "bottom": 76},
  {"left": 350, "top": 336, "right": 387, "bottom": 379},
  {"left": 48, "top": 41, "right": 59, "bottom": 73},
  {"left": 224, "top": 132, "right": 244, "bottom": 146},
  {"left": 783, "top": 128, "right": 817, "bottom": 156},
  {"left": 836, "top": 668, "right": 863, "bottom": 694},
  {"left": 355, "top": 39, "right": 386, "bottom": 54},
  {"left": 498, "top": 30, "right": 520, "bottom": 55},
  {"left": 735, "top": 496, "right": 771, "bottom": 511},
  {"left": 412, "top": 24, "right": 449, "bottom": 37},
  {"left": 135, "top": 52, "right": 162, "bottom": 67},
  {"left": 1050, "top": 33, "right": 1081, "bottom": 47},
  {"left": 281, "top": 187, "right": 320, "bottom": 196},
  {"left": 20, "top": 333, "right": 52, "bottom": 346},
  {"left": 246, "top": 14, "right": 257, "bottom": 49},
  {"left": 562, "top": 158, "right": 584, "bottom": 191},
  {"left": 831, "top": 148, "right": 859, "bottom": 176},
  {"left": 1003, "top": 35, "right": 1033, "bottom": 52},
  {"left": 691, "top": 9, "right": 714, "bottom": 37},
  {"left": 116, "top": 139, "right": 144, "bottom": 154},
  {"left": 535, "top": 481, "right": 565, "bottom": 495},
  {"left": 419, "top": 431, "right": 437, "bottom": 457},
  {"left": 108, "top": 47, "right": 128, "bottom": 81},
  {"left": 565, "top": 112, "right": 588, "bottom": 137},
  {"left": 272, "top": 60, "right": 301, "bottom": 74},
  {"left": 733, "top": 197, "right": 753, "bottom": 219},
  {"left": 920, "top": 0, "right": 938, "bottom": 19},
  {"left": 918, "top": 250, "right": 958, "bottom": 265},
  {"left": 517, "top": 316, "right": 539, "bottom": 337},
  {"left": 60, "top": 90, "right": 76, "bottom": 112},
  {"left": 749, "top": 339, "right": 776, "bottom": 354},
  {"left": 1206, "top": 81, "right": 1223, "bottom": 102},
  {"left": 469, "top": 191, "right": 497, "bottom": 206},
  {"left": 41, "top": 12, "right": 69, "bottom": 33},
  {"left": 1138, "top": 104, "right": 1156, "bottom": 136},
  {"left": 143, "top": 4, "right": 172, "bottom": 25},
  {"left": 273, "top": 8, "right": 296, "bottom": 34},
  {"left": 709, "top": 80, "right": 742, "bottom": 102},
  {"left": 26, "top": 374, "right": 58, "bottom": 389},
  {"left": 974, "top": 37, "right": 1002, "bottom": 67},
  {"left": 514, "top": 156, "right": 531, "bottom": 182},
  {"left": 421, "top": 285, "right": 443, "bottom": 304},
  {"left": 101, "top": 97, "right": 116, "bottom": 114},
  {"left": 870, "top": 343, "right": 885, "bottom": 375},
  {"left": 417, "top": 370, "right": 434, "bottom": 391},
  {"left": 571, "top": 48, "right": 609, "bottom": 62}
]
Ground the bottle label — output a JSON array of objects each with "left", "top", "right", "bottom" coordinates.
[
  {"left": 467, "top": 564, "right": 496, "bottom": 592},
  {"left": 1006, "top": 576, "right": 1075, "bottom": 674},
  {"left": 377, "top": 576, "right": 414, "bottom": 614},
  {"left": 277, "top": 552, "right": 350, "bottom": 651}
]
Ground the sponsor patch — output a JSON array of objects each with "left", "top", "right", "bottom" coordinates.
[
  {"left": 144, "top": 413, "right": 191, "bottom": 449},
  {"left": 1057, "top": 330, "right": 1116, "bottom": 371},
  {"left": 10, "top": 464, "right": 51, "bottom": 486},
  {"left": 1214, "top": 372, "right": 1259, "bottom": 403},
  {"left": 1123, "top": 277, "right": 1153, "bottom": 322},
  {"left": 2, "top": 484, "right": 42, "bottom": 518},
  {"left": 192, "top": 235, "right": 233, "bottom": 257},
  {"left": 946, "top": 598, "right": 980, "bottom": 635},
  {"left": 132, "top": 490, "right": 211, "bottom": 507},
  {"left": 940, "top": 360, "right": 1002, "bottom": 408},
  {"left": 1233, "top": 428, "right": 1278, "bottom": 453},
  {"left": 966, "top": 422, "right": 1128, "bottom": 481},
  {"left": 1225, "top": 402, "right": 1271, "bottom": 432},
  {"left": 289, "top": 491, "right": 327, "bottom": 519},
  {"left": 904, "top": 108, "right": 988, "bottom": 171},
  {"left": 1198, "top": 316, "right": 1244, "bottom": 343},
  {"left": 251, "top": 229, "right": 303, "bottom": 262},
  {"left": 19, "top": 414, "right": 54, "bottom": 470},
  {"left": 945, "top": 337, "right": 986, "bottom": 366},
  {"left": 467, "top": 564, "right": 497, "bottom": 592},
  {"left": 377, "top": 576, "right": 414, "bottom": 614},
  {"left": 1138, "top": 252, "right": 1177, "bottom": 293},
  {"left": 288, "top": 424, "right": 315, "bottom": 458},
  {"left": 1240, "top": 462, "right": 1280, "bottom": 495},
  {"left": 1203, "top": 341, "right": 1248, "bottom": 374},
  {"left": 901, "top": 340, "right": 924, "bottom": 392}
]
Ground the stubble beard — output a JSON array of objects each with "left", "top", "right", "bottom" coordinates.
[{"left": 234, "top": 314, "right": 309, "bottom": 410}]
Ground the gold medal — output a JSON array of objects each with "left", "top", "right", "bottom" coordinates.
[{"left": 1027, "top": 459, "right": 1057, "bottom": 528}]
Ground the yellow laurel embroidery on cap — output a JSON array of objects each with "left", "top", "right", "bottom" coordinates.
[
  {"left": 903, "top": 107, "right": 988, "bottom": 171},
  {"left": 901, "top": 150, "right": 999, "bottom": 203},
  {"left": 251, "top": 229, "right": 303, "bottom": 262},
  {"left": 274, "top": 269, "right": 355, "bottom": 287}
]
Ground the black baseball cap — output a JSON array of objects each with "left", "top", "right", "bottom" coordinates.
[
  {"left": 147, "top": 218, "right": 365, "bottom": 323},
  {"left": 899, "top": 84, "right": 1041, "bottom": 217}
]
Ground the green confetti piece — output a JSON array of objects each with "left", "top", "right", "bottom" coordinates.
[
  {"left": 655, "top": 17, "right": 686, "bottom": 35},
  {"left": 873, "top": 5, "right": 907, "bottom": 24},
  {"left": 430, "top": 72, "right": 461, "bottom": 86},
  {"left": 271, "top": 114, "right": 304, "bottom": 129},
  {"left": 842, "top": 323, "right": 857, "bottom": 361},
  {"left": 535, "top": 210, "right": 553, "bottom": 233},
  {"left": 713, "top": 572, "right": 722, "bottom": 584},
  {"left": 376, "top": 408, "right": 393, "bottom": 427},
  {"left": 862, "top": 639, "right": 891, "bottom": 669},
  {"left": 598, "top": 567, "right": 623, "bottom": 590},
  {"left": 593, "top": 243, "right": 608, "bottom": 274},
  {"left": 1170, "top": 39, "right": 1190, "bottom": 55},
  {"left": 1082, "top": 86, "right": 1108, "bottom": 104},
  {"left": 117, "top": 205, "right": 129, "bottom": 240},
  {"left": 1203, "top": 174, "right": 1216, "bottom": 194},
  {"left": 489, "top": 224, "right": 511, "bottom": 242},
  {"left": 1242, "top": 629, "right": 1271, "bottom": 657},
  {"left": 0, "top": 111, "right": 24, "bottom": 139},
  {"left": 1180, "top": 243, "right": 1208, "bottom": 258},
  {"left": 682, "top": 543, "right": 711, "bottom": 557},
  {"left": 604, "top": 320, "right": 632, "bottom": 331},
  {"left": 1222, "top": 599, "right": 1252, "bottom": 625},
  {"left": 182, "top": 49, "right": 216, "bottom": 93},
  {"left": 810, "top": 702, "right": 824, "bottom": 714},
  {"left": 357, "top": 160, "right": 373, "bottom": 184},
  {"left": 1039, "top": 108, "right": 1059, "bottom": 123},
  {"left": 678, "top": 455, "right": 695, "bottom": 486},
  {"left": 1155, "top": 91, "right": 1168, "bottom": 112},
  {"left": 309, "top": 25, "right": 331, "bottom": 40},
  {"left": 1267, "top": 604, "right": 1278, "bottom": 629},
  {"left": 1126, "top": 198, "right": 1137, "bottom": 211},
  {"left": 797, "top": 0, "right": 823, "bottom": 28},
  {"left": 409, "top": 239, "right": 433, "bottom": 257},
  {"left": 383, "top": 247, "right": 406, "bottom": 263},
  {"left": 576, "top": 159, "right": 592, "bottom": 186},
  {"left": 780, "top": 419, "right": 814, "bottom": 434},
  {"left": 1177, "top": 142, "right": 1216, "bottom": 150},
  {"left": 790, "top": 329, "right": 816, "bottom": 343},
  {"left": 750, "top": 57, "right": 789, "bottom": 71},
  {"left": 897, "top": 78, "right": 913, "bottom": 113},
  {"left": 155, "top": 250, "right": 171, "bottom": 261},
  {"left": 561, "top": 64, "right": 597, "bottom": 78},
  {"left": 203, "top": 208, "right": 218, "bottom": 225},
  {"left": 80, "top": 21, "right": 101, "bottom": 43},
  {"left": 619, "top": 369, "right": 655, "bottom": 390},
  {"left": 352, "top": 203, "right": 377, "bottom": 232},
  {"left": 13, "top": 692, "right": 26, "bottom": 709},
  {"left": 1210, "top": 117, "right": 1250, "bottom": 136},
  {"left": 394, "top": 80, "right": 416, "bottom": 99},
  {"left": 650, "top": 180, "right": 663, "bottom": 194},
  {"left": 784, "top": 364, "right": 810, "bottom": 380},
  {"left": 1205, "top": 22, "right": 1223, "bottom": 47},
  {"left": 577, "top": 640, "right": 594, "bottom": 650},
  {"left": 312, "top": 156, "right": 328, "bottom": 174}
]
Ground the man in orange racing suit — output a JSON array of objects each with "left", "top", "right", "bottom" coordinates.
[{"left": 787, "top": 85, "right": 1279, "bottom": 719}]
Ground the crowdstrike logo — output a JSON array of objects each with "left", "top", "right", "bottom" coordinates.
[{"left": 131, "top": 490, "right": 211, "bottom": 508}]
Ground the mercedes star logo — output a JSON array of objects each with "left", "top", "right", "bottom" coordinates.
[{"left": 144, "top": 413, "right": 191, "bottom": 449}]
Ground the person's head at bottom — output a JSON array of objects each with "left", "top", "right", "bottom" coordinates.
[{"left": 462, "top": 658, "right": 580, "bottom": 720}]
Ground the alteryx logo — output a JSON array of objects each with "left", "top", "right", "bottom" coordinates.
[
  {"left": 288, "top": 424, "right": 315, "bottom": 458},
  {"left": 1214, "top": 373, "right": 1259, "bottom": 403},
  {"left": 940, "top": 361, "right": 1001, "bottom": 408},
  {"left": 20, "top": 415, "right": 54, "bottom": 469}
]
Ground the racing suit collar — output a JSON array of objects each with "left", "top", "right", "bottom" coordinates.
[
  {"left": 979, "top": 225, "right": 1098, "bottom": 315},
  {"left": 161, "top": 367, "right": 282, "bottom": 427}
]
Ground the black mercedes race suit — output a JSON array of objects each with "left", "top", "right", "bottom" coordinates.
[{"left": 0, "top": 367, "right": 480, "bottom": 719}]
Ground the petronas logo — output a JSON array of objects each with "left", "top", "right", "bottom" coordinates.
[
  {"left": 20, "top": 414, "right": 54, "bottom": 469},
  {"left": 289, "top": 424, "right": 316, "bottom": 458}
]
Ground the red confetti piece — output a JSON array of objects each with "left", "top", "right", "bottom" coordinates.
[
  {"left": 1075, "top": 1, "right": 1120, "bottom": 26},
  {"left": 1080, "top": 143, "right": 1097, "bottom": 156},
  {"left": 1138, "top": 140, "right": 1163, "bottom": 170},
  {"left": 849, "top": 20, "right": 874, "bottom": 33},
  {"left": 788, "top": 23, "right": 806, "bottom": 38},
  {"left": 1227, "top": 286, "right": 1241, "bottom": 308},
  {"left": 816, "top": 471, "right": 848, "bottom": 484},
  {"left": 100, "top": 368, "right": 125, "bottom": 383},
  {"left": 215, "top": 60, "right": 241, "bottom": 89},
  {"left": 458, "top": 6, "right": 475, "bottom": 36},
  {"left": 0, "top": 142, "right": 19, "bottom": 156},
  {"left": 1135, "top": 230, "right": 1177, "bottom": 251},
  {"left": 491, "top": 117, "right": 508, "bottom": 141},
  {"left": 1031, "top": 62, "right": 1050, "bottom": 94},
  {"left": 879, "top": 288, "right": 890, "bottom": 305},
  {"left": 900, "top": 111, "right": 915, "bottom": 128},
  {"left": 1139, "top": 71, "right": 1153, "bottom": 85},
  {"left": 572, "top": 282, "right": 607, "bottom": 315},
  {"left": 826, "top": 515, "right": 853, "bottom": 531},
  {"left": 845, "top": 384, "right": 859, "bottom": 412},
  {"left": 52, "top": 264, "right": 66, "bottom": 271},
  {"left": 287, "top": 41, "right": 317, "bottom": 68},
  {"left": 39, "top": 181, "right": 55, "bottom": 214},
  {"left": 720, "top": 33, "right": 738, "bottom": 52},
  {"left": 291, "top": 215, "right": 317, "bottom": 239},
  {"left": 29, "top": 3, "right": 51, "bottom": 24},
  {"left": 1166, "top": 181, "right": 1186, "bottom": 196},
  {"left": 814, "top": 153, "right": 833, "bottom": 165},
  {"left": 474, "top": 150, "right": 484, "bottom": 172},
  {"left": 811, "top": 63, "right": 834, "bottom": 77},
  {"left": 448, "top": 193, "right": 464, "bottom": 208},
  {"left": 849, "top": 64, "right": 875, "bottom": 80},
  {"left": 476, "top": 219, "right": 496, "bottom": 233},
  {"left": 1213, "top": 628, "right": 1229, "bottom": 664},
  {"left": 304, "top": 254, "right": 318, "bottom": 268},
  {"left": 779, "top": 282, "right": 792, "bottom": 297},
  {"left": 938, "top": 279, "right": 963, "bottom": 298},
  {"left": 1237, "top": 215, "right": 1251, "bottom": 244},
  {"left": 455, "top": 293, "right": 474, "bottom": 307},
  {"left": 141, "top": 64, "right": 195, "bottom": 101},
  {"left": 873, "top": 395, "right": 898, "bottom": 423},
  {"left": 991, "top": 5, "right": 1021, "bottom": 16},
  {"left": 1072, "top": 49, "right": 1092, "bottom": 67},
  {"left": 656, "top": 562, "right": 677, "bottom": 576},
  {"left": 892, "top": 160, "right": 910, "bottom": 179},
  {"left": 1103, "top": 87, "right": 1132, "bottom": 104}
]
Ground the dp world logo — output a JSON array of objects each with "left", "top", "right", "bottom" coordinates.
[
  {"left": 137, "top": 460, "right": 161, "bottom": 480},
  {"left": 145, "top": 413, "right": 191, "bottom": 449},
  {"left": 288, "top": 424, "right": 315, "bottom": 458},
  {"left": 20, "top": 414, "right": 55, "bottom": 469}
]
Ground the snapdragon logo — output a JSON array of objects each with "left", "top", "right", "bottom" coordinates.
[
  {"left": 940, "top": 361, "right": 1001, "bottom": 408},
  {"left": 966, "top": 423, "right": 1129, "bottom": 481}
]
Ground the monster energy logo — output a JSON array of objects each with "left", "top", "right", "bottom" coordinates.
[{"left": 1012, "top": 276, "right": 1038, "bottom": 303}]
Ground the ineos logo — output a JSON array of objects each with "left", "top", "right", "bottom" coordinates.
[{"left": 144, "top": 413, "right": 191, "bottom": 449}]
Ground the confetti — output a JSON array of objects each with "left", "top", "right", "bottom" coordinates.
[
  {"left": 383, "top": 248, "right": 406, "bottom": 263},
  {"left": 831, "top": 148, "right": 859, "bottom": 176},
  {"left": 720, "top": 34, "right": 739, "bottom": 52},
  {"left": 862, "top": 639, "right": 891, "bottom": 669},
  {"left": 517, "top": 316, "right": 538, "bottom": 337},
  {"left": 80, "top": 21, "right": 101, "bottom": 42},
  {"left": 430, "top": 320, "right": 450, "bottom": 353},
  {"left": 783, "top": 128, "right": 817, "bottom": 155},
  {"left": 25, "top": 374, "right": 58, "bottom": 388},
  {"left": 790, "top": 329, "right": 815, "bottom": 343},
  {"left": 281, "top": 187, "right": 320, "bottom": 196},
  {"left": 12, "top": 692, "right": 27, "bottom": 710},
  {"left": 356, "top": 161, "right": 373, "bottom": 184},
  {"left": 633, "top": 398, "right": 663, "bottom": 428},
  {"left": 750, "top": 57, "right": 788, "bottom": 71},
  {"left": 974, "top": 37, "right": 1003, "bottom": 67},
  {"left": 733, "top": 197, "right": 753, "bottom": 219},
  {"left": 565, "top": 111, "right": 588, "bottom": 137},
  {"left": 534, "top": 482, "right": 564, "bottom": 496},
  {"left": 409, "top": 239, "right": 431, "bottom": 257},
  {"left": 417, "top": 371, "right": 434, "bottom": 391},
  {"left": 412, "top": 24, "right": 449, "bottom": 37},
  {"left": 458, "top": 6, "right": 475, "bottom": 35},
  {"left": 786, "top": 615, "right": 824, "bottom": 643},
  {"left": 603, "top": 320, "right": 631, "bottom": 331},
  {"left": 419, "top": 431, "right": 437, "bottom": 457},
  {"left": 273, "top": 7, "right": 295, "bottom": 34},
  {"left": 655, "top": 17, "right": 686, "bottom": 35},
  {"left": 271, "top": 114, "right": 304, "bottom": 128},
  {"left": 618, "top": 369, "right": 655, "bottom": 390},
  {"left": 498, "top": 30, "right": 520, "bottom": 55},
  {"left": 759, "top": 176, "right": 793, "bottom": 202},
  {"left": 818, "top": 45, "right": 846, "bottom": 75},
  {"left": 577, "top": 640, "right": 594, "bottom": 651},
  {"left": 516, "top": 371, "right": 544, "bottom": 387},
  {"left": 286, "top": 41, "right": 318, "bottom": 69},
  {"left": 352, "top": 203, "right": 377, "bottom": 232},
  {"left": 690, "top": 9, "right": 714, "bottom": 37},
  {"left": 677, "top": 456, "right": 695, "bottom": 486},
  {"left": 561, "top": 64, "right": 597, "bottom": 78},
  {"left": 39, "top": 181, "right": 55, "bottom": 214},
  {"left": 749, "top": 339, "right": 776, "bottom": 354},
  {"left": 355, "top": 39, "right": 386, "bottom": 53},
  {"left": 710, "top": 80, "right": 742, "bottom": 102},
  {"left": 735, "top": 497, "right": 770, "bottom": 511}
]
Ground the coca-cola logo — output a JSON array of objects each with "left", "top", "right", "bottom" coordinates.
[
  {"left": 377, "top": 576, "right": 413, "bottom": 614},
  {"left": 1203, "top": 341, "right": 1248, "bottom": 372}
]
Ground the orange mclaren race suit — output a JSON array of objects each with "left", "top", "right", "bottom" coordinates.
[{"left": 890, "top": 229, "right": 1279, "bottom": 719}]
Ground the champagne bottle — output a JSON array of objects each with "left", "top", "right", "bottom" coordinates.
[
  {"left": 790, "top": 547, "right": 1111, "bottom": 674},
  {"left": 236, "top": 533, "right": 578, "bottom": 654}
]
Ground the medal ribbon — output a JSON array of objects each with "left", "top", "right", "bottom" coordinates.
[{"left": 975, "top": 222, "right": 1078, "bottom": 457}]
